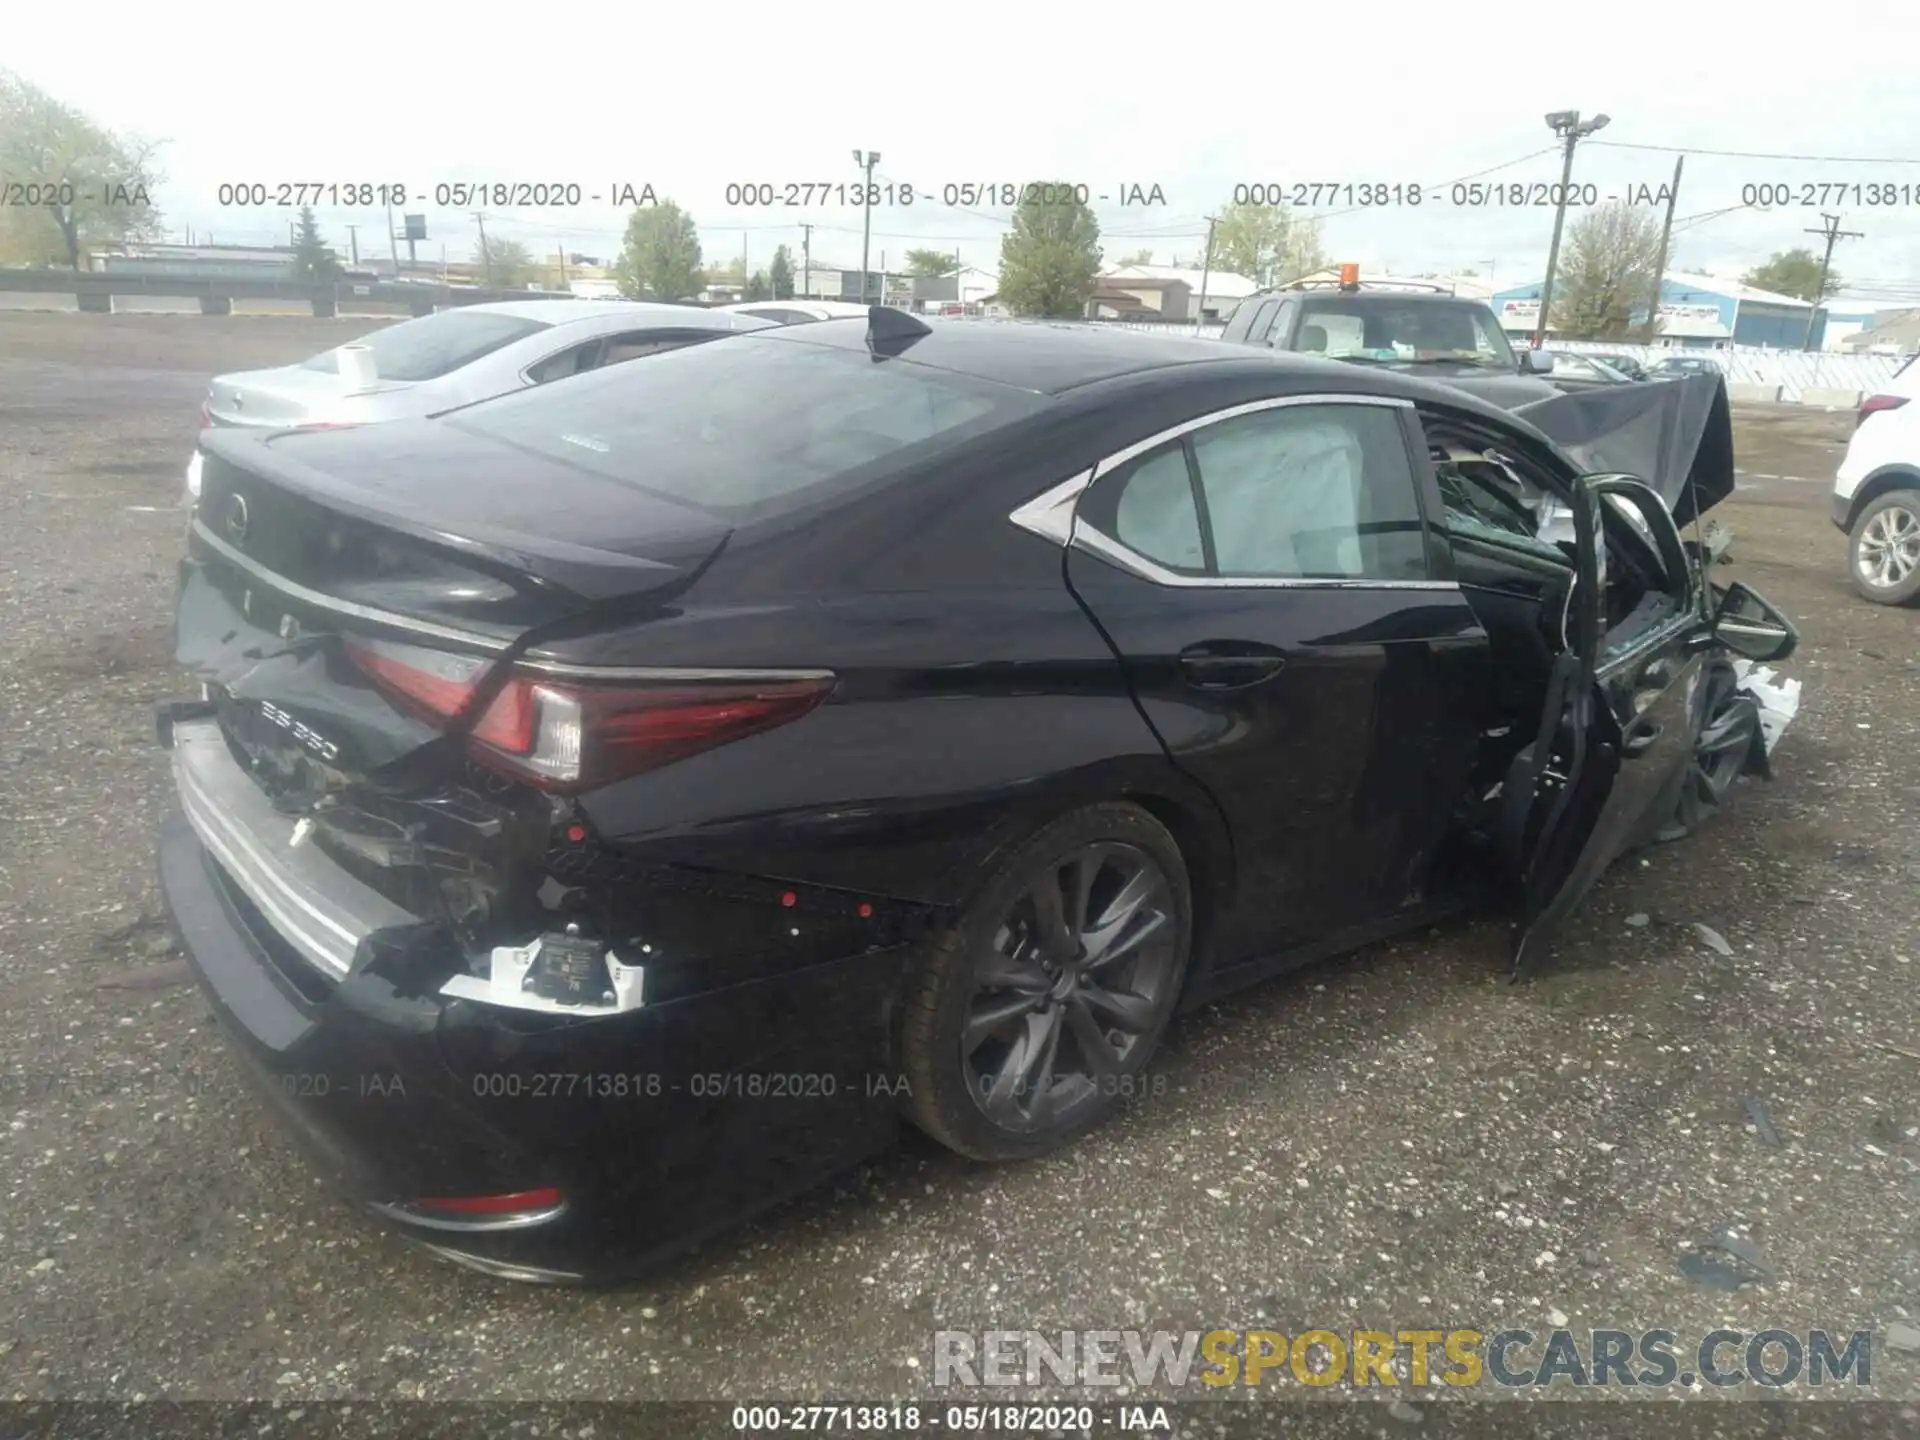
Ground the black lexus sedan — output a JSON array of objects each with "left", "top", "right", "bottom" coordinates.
[{"left": 158, "top": 310, "right": 1797, "bottom": 1282}]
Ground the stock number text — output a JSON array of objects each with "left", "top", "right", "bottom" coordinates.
[
  {"left": 726, "top": 182, "right": 915, "bottom": 207},
  {"left": 1234, "top": 181, "right": 1422, "bottom": 208},
  {"left": 1742, "top": 181, "right": 1918, "bottom": 207},
  {"left": 217, "top": 182, "right": 408, "bottom": 208}
]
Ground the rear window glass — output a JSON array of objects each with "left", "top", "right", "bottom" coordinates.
[
  {"left": 446, "top": 334, "right": 1044, "bottom": 516},
  {"left": 301, "top": 310, "right": 551, "bottom": 382}
]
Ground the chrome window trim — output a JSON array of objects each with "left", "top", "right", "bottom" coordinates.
[
  {"left": 514, "top": 660, "right": 837, "bottom": 683},
  {"left": 1074, "top": 524, "right": 1456, "bottom": 591},
  {"left": 192, "top": 519, "right": 512, "bottom": 653},
  {"left": 1006, "top": 468, "right": 1096, "bottom": 547},
  {"left": 1008, "top": 393, "right": 1454, "bottom": 592}
]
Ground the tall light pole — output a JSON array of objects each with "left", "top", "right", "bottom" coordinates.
[
  {"left": 853, "top": 149, "right": 880, "bottom": 302},
  {"left": 1533, "top": 109, "right": 1610, "bottom": 348}
]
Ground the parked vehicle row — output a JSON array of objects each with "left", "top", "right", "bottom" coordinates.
[{"left": 161, "top": 306, "right": 1800, "bottom": 1281}]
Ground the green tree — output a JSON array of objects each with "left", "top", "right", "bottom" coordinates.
[
  {"left": 1551, "top": 202, "right": 1663, "bottom": 339},
  {"left": 745, "top": 269, "right": 773, "bottom": 301},
  {"left": 1115, "top": 248, "right": 1155, "bottom": 266},
  {"left": 996, "top": 181, "right": 1102, "bottom": 318},
  {"left": 904, "top": 247, "right": 955, "bottom": 278},
  {"left": 769, "top": 244, "right": 794, "bottom": 299},
  {"left": 1742, "top": 247, "right": 1839, "bottom": 302},
  {"left": 1206, "top": 200, "right": 1325, "bottom": 288},
  {"left": 613, "top": 200, "right": 703, "bottom": 301},
  {"left": 290, "top": 206, "right": 342, "bottom": 279},
  {"left": 473, "top": 235, "right": 532, "bottom": 288},
  {"left": 0, "top": 69, "right": 165, "bottom": 268}
]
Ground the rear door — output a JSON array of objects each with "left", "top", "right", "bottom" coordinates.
[
  {"left": 1063, "top": 394, "right": 1489, "bottom": 964},
  {"left": 1508, "top": 475, "right": 1710, "bottom": 973}
]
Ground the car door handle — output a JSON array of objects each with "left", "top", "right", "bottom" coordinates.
[
  {"left": 1177, "top": 643, "right": 1287, "bottom": 690},
  {"left": 1622, "top": 720, "right": 1663, "bottom": 757}
]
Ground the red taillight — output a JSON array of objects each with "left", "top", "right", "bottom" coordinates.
[
  {"left": 412, "top": 1187, "right": 562, "bottom": 1217},
  {"left": 344, "top": 638, "right": 832, "bottom": 792},
  {"left": 1858, "top": 393, "right": 1909, "bottom": 428},
  {"left": 467, "top": 673, "right": 834, "bottom": 792}
]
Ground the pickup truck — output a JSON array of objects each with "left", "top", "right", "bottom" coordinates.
[{"left": 1219, "top": 277, "right": 1565, "bottom": 410}]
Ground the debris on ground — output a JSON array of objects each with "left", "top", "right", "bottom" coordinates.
[
  {"left": 1692, "top": 923, "right": 1736, "bottom": 958},
  {"left": 1742, "top": 1097, "right": 1783, "bottom": 1148},
  {"left": 1885, "top": 1323, "right": 1920, "bottom": 1354},
  {"left": 1731, "top": 661, "right": 1801, "bottom": 754},
  {"left": 1677, "top": 1228, "right": 1774, "bottom": 1291}
]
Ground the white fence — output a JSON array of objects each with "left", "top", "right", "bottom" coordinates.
[
  {"left": 1101, "top": 321, "right": 1903, "bottom": 405},
  {"left": 1547, "top": 340, "right": 1900, "bottom": 405}
]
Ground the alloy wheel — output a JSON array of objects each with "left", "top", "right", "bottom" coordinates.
[
  {"left": 1670, "top": 661, "right": 1760, "bottom": 835},
  {"left": 960, "top": 842, "right": 1180, "bottom": 1133},
  {"left": 1856, "top": 500, "right": 1920, "bottom": 594}
]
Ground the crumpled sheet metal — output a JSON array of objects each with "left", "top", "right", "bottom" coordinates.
[{"left": 1731, "top": 660, "right": 1801, "bottom": 755}]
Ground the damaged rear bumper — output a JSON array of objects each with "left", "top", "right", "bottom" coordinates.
[{"left": 157, "top": 722, "right": 913, "bottom": 1281}]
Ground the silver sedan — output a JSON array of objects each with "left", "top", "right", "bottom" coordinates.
[{"left": 187, "top": 298, "right": 771, "bottom": 496}]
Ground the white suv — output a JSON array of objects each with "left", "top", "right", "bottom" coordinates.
[{"left": 1833, "top": 355, "right": 1920, "bottom": 604}]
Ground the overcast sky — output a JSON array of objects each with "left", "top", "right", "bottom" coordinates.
[{"left": 10, "top": 0, "right": 1920, "bottom": 301}]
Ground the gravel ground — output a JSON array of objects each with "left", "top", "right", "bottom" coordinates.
[{"left": 1, "top": 315, "right": 1916, "bottom": 1421}]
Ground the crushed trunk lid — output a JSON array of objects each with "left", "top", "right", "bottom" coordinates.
[{"left": 1511, "top": 372, "right": 1736, "bottom": 526}]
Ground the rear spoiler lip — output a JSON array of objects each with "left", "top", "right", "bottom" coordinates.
[{"left": 198, "top": 427, "right": 707, "bottom": 603}]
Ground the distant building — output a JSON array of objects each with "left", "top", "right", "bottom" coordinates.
[
  {"left": 90, "top": 242, "right": 299, "bottom": 281},
  {"left": 1488, "top": 270, "right": 1825, "bottom": 350},
  {"left": 792, "top": 261, "right": 912, "bottom": 304},
  {"left": 1102, "top": 263, "right": 1257, "bottom": 322},
  {"left": 1841, "top": 306, "right": 1920, "bottom": 356},
  {"left": 910, "top": 266, "right": 998, "bottom": 310}
]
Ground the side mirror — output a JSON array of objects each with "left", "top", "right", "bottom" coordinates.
[
  {"left": 1521, "top": 348, "right": 1556, "bottom": 375},
  {"left": 1712, "top": 582, "right": 1798, "bottom": 663}
]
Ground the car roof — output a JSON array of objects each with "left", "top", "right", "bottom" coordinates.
[
  {"left": 456, "top": 298, "right": 739, "bottom": 325},
  {"left": 751, "top": 316, "right": 1324, "bottom": 393},
  {"left": 743, "top": 317, "right": 1549, "bottom": 426},
  {"left": 720, "top": 300, "right": 875, "bottom": 319},
  {"left": 1282, "top": 290, "right": 1490, "bottom": 306}
]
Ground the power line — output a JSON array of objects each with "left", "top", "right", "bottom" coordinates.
[{"left": 1588, "top": 140, "right": 1920, "bottom": 165}]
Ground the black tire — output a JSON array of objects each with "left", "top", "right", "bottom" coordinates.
[
  {"left": 1660, "top": 655, "right": 1763, "bottom": 840},
  {"left": 898, "top": 803, "right": 1191, "bottom": 1162},
  {"left": 1847, "top": 490, "right": 1920, "bottom": 605}
]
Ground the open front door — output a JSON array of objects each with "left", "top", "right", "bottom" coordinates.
[{"left": 1505, "top": 475, "right": 1709, "bottom": 976}]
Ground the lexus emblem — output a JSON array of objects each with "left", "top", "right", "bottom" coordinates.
[{"left": 224, "top": 493, "right": 250, "bottom": 544}]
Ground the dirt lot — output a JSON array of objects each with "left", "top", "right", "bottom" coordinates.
[{"left": 1, "top": 314, "right": 1917, "bottom": 1418}]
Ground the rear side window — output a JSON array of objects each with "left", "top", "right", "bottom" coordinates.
[
  {"left": 448, "top": 334, "right": 1043, "bottom": 516},
  {"left": 1191, "top": 404, "right": 1426, "bottom": 580},
  {"left": 302, "top": 310, "right": 550, "bottom": 381},
  {"left": 1111, "top": 447, "right": 1206, "bottom": 573},
  {"left": 1086, "top": 403, "right": 1429, "bottom": 582}
]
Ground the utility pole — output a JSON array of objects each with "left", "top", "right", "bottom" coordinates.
[
  {"left": 1194, "top": 215, "right": 1218, "bottom": 333},
  {"left": 345, "top": 224, "right": 359, "bottom": 267},
  {"left": 1644, "top": 153, "right": 1685, "bottom": 344},
  {"left": 558, "top": 242, "right": 568, "bottom": 292},
  {"left": 1534, "top": 109, "right": 1611, "bottom": 348},
  {"left": 852, "top": 149, "right": 880, "bottom": 302},
  {"left": 473, "top": 212, "right": 491, "bottom": 287},
  {"left": 1802, "top": 212, "right": 1861, "bottom": 350},
  {"left": 800, "top": 223, "right": 813, "bottom": 299},
  {"left": 386, "top": 198, "right": 399, "bottom": 278}
]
